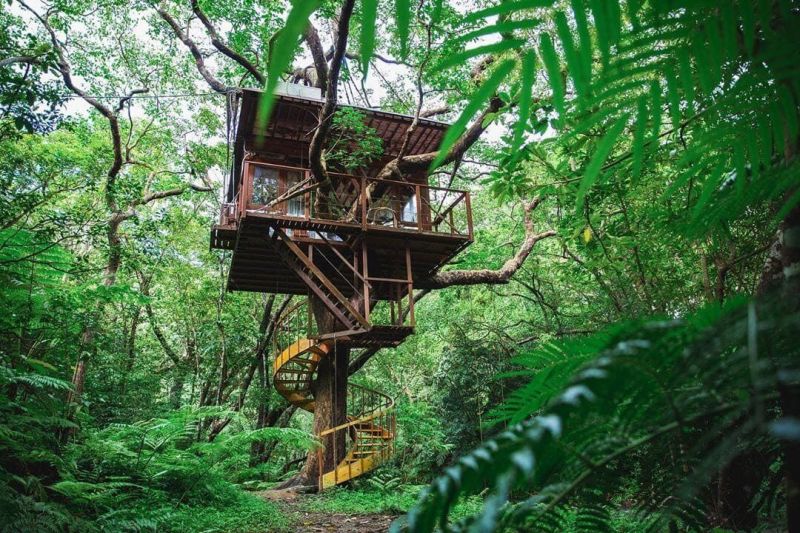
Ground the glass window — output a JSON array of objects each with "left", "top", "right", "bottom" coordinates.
[
  {"left": 402, "top": 194, "right": 417, "bottom": 223},
  {"left": 286, "top": 171, "right": 304, "bottom": 217},
  {"left": 251, "top": 166, "right": 278, "bottom": 205}
]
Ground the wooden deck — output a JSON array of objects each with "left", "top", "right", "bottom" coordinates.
[{"left": 213, "top": 210, "right": 471, "bottom": 294}]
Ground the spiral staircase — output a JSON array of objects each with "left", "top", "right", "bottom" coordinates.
[
  {"left": 273, "top": 334, "right": 397, "bottom": 489},
  {"left": 267, "top": 226, "right": 411, "bottom": 489}
]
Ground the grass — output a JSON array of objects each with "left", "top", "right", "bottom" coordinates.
[
  {"left": 300, "top": 483, "right": 483, "bottom": 521},
  {"left": 163, "top": 492, "right": 290, "bottom": 533}
]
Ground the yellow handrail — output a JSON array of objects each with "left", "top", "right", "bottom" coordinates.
[{"left": 272, "top": 300, "right": 396, "bottom": 490}]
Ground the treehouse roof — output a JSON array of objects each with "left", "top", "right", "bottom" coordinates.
[{"left": 226, "top": 85, "right": 449, "bottom": 202}]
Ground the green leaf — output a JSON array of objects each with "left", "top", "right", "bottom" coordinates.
[
  {"left": 462, "top": 0, "right": 554, "bottom": 26},
  {"left": 434, "top": 39, "right": 525, "bottom": 72},
  {"left": 571, "top": 0, "right": 592, "bottom": 86},
  {"left": 705, "top": 18, "right": 722, "bottom": 89},
  {"left": 758, "top": 113, "right": 772, "bottom": 171},
  {"left": 257, "top": 0, "right": 322, "bottom": 131},
  {"left": 627, "top": 0, "right": 643, "bottom": 29},
  {"left": 665, "top": 61, "right": 681, "bottom": 127},
  {"left": 648, "top": 79, "right": 662, "bottom": 148},
  {"left": 590, "top": 0, "right": 610, "bottom": 68},
  {"left": 771, "top": 99, "right": 786, "bottom": 157},
  {"left": 575, "top": 113, "right": 629, "bottom": 209},
  {"left": 453, "top": 18, "right": 543, "bottom": 45},
  {"left": 540, "top": 33, "right": 565, "bottom": 122},
  {"left": 631, "top": 95, "right": 648, "bottom": 180},
  {"left": 740, "top": 1, "right": 755, "bottom": 56},
  {"left": 677, "top": 47, "right": 695, "bottom": 115},
  {"left": 693, "top": 35, "right": 713, "bottom": 96},
  {"left": 605, "top": 0, "right": 621, "bottom": 46},
  {"left": 431, "top": 59, "right": 516, "bottom": 170},
  {"left": 691, "top": 161, "right": 724, "bottom": 221},
  {"left": 779, "top": 85, "right": 799, "bottom": 143},
  {"left": 733, "top": 141, "right": 746, "bottom": 197},
  {"left": 720, "top": 2, "right": 736, "bottom": 64},
  {"left": 431, "top": 0, "right": 443, "bottom": 22},
  {"left": 395, "top": 0, "right": 410, "bottom": 57},
  {"left": 556, "top": 11, "right": 588, "bottom": 101},
  {"left": 360, "top": 0, "right": 378, "bottom": 75},
  {"left": 512, "top": 50, "right": 537, "bottom": 154}
]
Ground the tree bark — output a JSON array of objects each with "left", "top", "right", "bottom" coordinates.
[{"left": 282, "top": 297, "right": 350, "bottom": 489}]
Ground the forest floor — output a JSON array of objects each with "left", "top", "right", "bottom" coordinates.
[{"left": 259, "top": 489, "right": 400, "bottom": 532}]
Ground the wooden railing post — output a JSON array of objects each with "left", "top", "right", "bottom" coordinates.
[
  {"left": 465, "top": 191, "right": 473, "bottom": 240},
  {"left": 415, "top": 184, "right": 422, "bottom": 232},
  {"left": 360, "top": 176, "right": 367, "bottom": 230},
  {"left": 405, "top": 246, "right": 415, "bottom": 326},
  {"left": 362, "top": 241, "right": 370, "bottom": 322},
  {"left": 317, "top": 447, "right": 323, "bottom": 490}
]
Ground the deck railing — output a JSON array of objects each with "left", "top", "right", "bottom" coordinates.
[{"left": 227, "top": 162, "right": 472, "bottom": 239}]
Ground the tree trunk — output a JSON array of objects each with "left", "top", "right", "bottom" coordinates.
[
  {"left": 281, "top": 297, "right": 349, "bottom": 489},
  {"left": 778, "top": 201, "right": 800, "bottom": 530},
  {"left": 170, "top": 374, "right": 184, "bottom": 409},
  {"left": 63, "top": 219, "right": 123, "bottom": 440}
]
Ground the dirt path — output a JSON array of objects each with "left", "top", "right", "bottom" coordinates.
[
  {"left": 282, "top": 507, "right": 395, "bottom": 532},
  {"left": 259, "top": 489, "right": 398, "bottom": 533}
]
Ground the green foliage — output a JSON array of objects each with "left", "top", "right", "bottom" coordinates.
[
  {"left": 443, "top": 0, "right": 800, "bottom": 236},
  {"left": 304, "top": 484, "right": 422, "bottom": 515},
  {"left": 0, "top": 9, "right": 62, "bottom": 136},
  {"left": 5, "top": 2, "right": 797, "bottom": 532},
  {"left": 400, "top": 296, "right": 798, "bottom": 531},
  {"left": 304, "top": 483, "right": 484, "bottom": 519},
  {"left": 325, "top": 107, "right": 384, "bottom": 172}
]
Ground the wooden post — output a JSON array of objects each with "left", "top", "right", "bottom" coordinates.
[
  {"left": 362, "top": 241, "right": 370, "bottom": 322},
  {"left": 333, "top": 427, "right": 338, "bottom": 486},
  {"left": 353, "top": 251, "right": 359, "bottom": 307},
  {"left": 306, "top": 296, "right": 312, "bottom": 337},
  {"left": 405, "top": 246, "right": 415, "bottom": 326},
  {"left": 397, "top": 283, "right": 403, "bottom": 326},
  {"left": 241, "top": 161, "right": 251, "bottom": 215},
  {"left": 415, "top": 185, "right": 422, "bottom": 232},
  {"left": 465, "top": 191, "right": 473, "bottom": 240},
  {"left": 305, "top": 169, "right": 312, "bottom": 220},
  {"left": 317, "top": 447, "right": 323, "bottom": 490},
  {"left": 361, "top": 176, "right": 367, "bottom": 230}
]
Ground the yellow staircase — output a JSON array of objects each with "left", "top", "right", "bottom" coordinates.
[{"left": 273, "top": 332, "right": 396, "bottom": 489}]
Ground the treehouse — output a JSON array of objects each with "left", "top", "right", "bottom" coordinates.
[{"left": 210, "top": 84, "right": 473, "bottom": 489}]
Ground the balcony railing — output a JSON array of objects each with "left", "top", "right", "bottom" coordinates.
[{"left": 223, "top": 162, "right": 472, "bottom": 239}]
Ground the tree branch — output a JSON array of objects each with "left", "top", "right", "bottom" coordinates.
[
  {"left": 138, "top": 182, "right": 213, "bottom": 205},
  {"left": 19, "top": 0, "right": 128, "bottom": 213},
  {"left": 189, "top": 0, "right": 264, "bottom": 85},
  {"left": 375, "top": 96, "right": 503, "bottom": 180},
  {"left": 303, "top": 22, "right": 328, "bottom": 90},
  {"left": 0, "top": 55, "right": 42, "bottom": 67},
  {"left": 308, "top": 0, "right": 356, "bottom": 184},
  {"left": 419, "top": 105, "right": 450, "bottom": 119},
  {"left": 422, "top": 198, "right": 556, "bottom": 288},
  {"left": 156, "top": 3, "right": 229, "bottom": 94},
  {"left": 138, "top": 273, "right": 183, "bottom": 367},
  {"left": 115, "top": 88, "right": 149, "bottom": 113}
]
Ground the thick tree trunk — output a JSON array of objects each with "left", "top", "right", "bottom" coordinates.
[
  {"left": 281, "top": 297, "right": 349, "bottom": 489},
  {"left": 62, "top": 242, "right": 121, "bottom": 441}
]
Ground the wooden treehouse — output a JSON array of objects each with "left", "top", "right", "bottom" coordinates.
[{"left": 210, "top": 85, "right": 473, "bottom": 489}]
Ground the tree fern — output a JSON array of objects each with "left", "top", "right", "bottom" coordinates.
[
  {"left": 396, "top": 295, "right": 799, "bottom": 531},
  {"left": 435, "top": 0, "right": 800, "bottom": 235}
]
